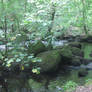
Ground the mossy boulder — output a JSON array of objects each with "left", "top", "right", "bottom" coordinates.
[
  {"left": 60, "top": 45, "right": 83, "bottom": 57},
  {"left": 58, "top": 46, "right": 82, "bottom": 65},
  {"left": 28, "top": 41, "right": 46, "bottom": 55},
  {"left": 36, "top": 50, "right": 61, "bottom": 72},
  {"left": 60, "top": 46, "right": 73, "bottom": 59}
]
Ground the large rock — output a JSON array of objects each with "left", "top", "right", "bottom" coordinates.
[
  {"left": 59, "top": 46, "right": 82, "bottom": 66},
  {"left": 60, "top": 46, "right": 73, "bottom": 59},
  {"left": 36, "top": 50, "right": 61, "bottom": 72},
  {"left": 28, "top": 41, "right": 46, "bottom": 55},
  {"left": 61, "top": 45, "right": 83, "bottom": 57}
]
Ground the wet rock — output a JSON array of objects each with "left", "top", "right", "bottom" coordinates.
[
  {"left": 60, "top": 45, "right": 83, "bottom": 58},
  {"left": 28, "top": 41, "right": 46, "bottom": 55},
  {"left": 78, "top": 69, "right": 88, "bottom": 77},
  {"left": 37, "top": 50, "right": 61, "bottom": 72},
  {"left": 60, "top": 46, "right": 73, "bottom": 60},
  {"left": 62, "top": 35, "right": 75, "bottom": 41},
  {"left": 69, "top": 42, "right": 82, "bottom": 49},
  {"left": 60, "top": 46, "right": 82, "bottom": 65},
  {"left": 80, "top": 36, "right": 92, "bottom": 43}
]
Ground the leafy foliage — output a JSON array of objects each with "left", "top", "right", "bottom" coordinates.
[
  {"left": 62, "top": 81, "right": 78, "bottom": 92},
  {"left": 0, "top": 0, "right": 92, "bottom": 74}
]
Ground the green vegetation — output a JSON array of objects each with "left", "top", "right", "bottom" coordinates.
[
  {"left": 0, "top": 0, "right": 92, "bottom": 68},
  {"left": 85, "top": 79, "right": 92, "bottom": 86},
  {"left": 62, "top": 81, "right": 78, "bottom": 92},
  {"left": 1, "top": 0, "right": 92, "bottom": 92}
]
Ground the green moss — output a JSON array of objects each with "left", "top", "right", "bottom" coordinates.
[
  {"left": 58, "top": 46, "right": 82, "bottom": 65},
  {"left": 28, "top": 41, "right": 46, "bottom": 55},
  {"left": 37, "top": 50, "right": 61, "bottom": 72},
  {"left": 60, "top": 46, "right": 73, "bottom": 59},
  {"left": 60, "top": 45, "right": 82, "bottom": 57}
]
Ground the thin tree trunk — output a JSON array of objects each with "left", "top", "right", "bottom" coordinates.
[
  {"left": 81, "top": 0, "right": 89, "bottom": 35},
  {"left": 24, "top": 0, "right": 27, "bottom": 12},
  {"left": 47, "top": 4, "right": 56, "bottom": 45},
  {"left": 48, "top": 4, "right": 56, "bottom": 33},
  {"left": 4, "top": 16, "right": 8, "bottom": 59}
]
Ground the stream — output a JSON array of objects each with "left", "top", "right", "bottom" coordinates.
[{"left": 0, "top": 41, "right": 92, "bottom": 92}]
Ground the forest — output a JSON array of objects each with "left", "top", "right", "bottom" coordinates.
[{"left": 0, "top": 0, "right": 92, "bottom": 92}]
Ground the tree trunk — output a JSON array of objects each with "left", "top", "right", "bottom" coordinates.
[
  {"left": 82, "top": 0, "right": 89, "bottom": 35},
  {"left": 4, "top": 16, "right": 8, "bottom": 59},
  {"left": 48, "top": 4, "right": 56, "bottom": 33}
]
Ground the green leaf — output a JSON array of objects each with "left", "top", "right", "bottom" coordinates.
[{"left": 16, "top": 58, "right": 21, "bottom": 62}]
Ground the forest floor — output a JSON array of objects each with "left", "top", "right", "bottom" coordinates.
[{"left": 74, "top": 85, "right": 92, "bottom": 92}]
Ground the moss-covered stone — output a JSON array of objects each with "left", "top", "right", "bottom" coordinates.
[
  {"left": 60, "top": 46, "right": 73, "bottom": 59},
  {"left": 36, "top": 50, "right": 61, "bottom": 72},
  {"left": 58, "top": 45, "right": 82, "bottom": 65},
  {"left": 60, "top": 45, "right": 83, "bottom": 57},
  {"left": 28, "top": 41, "right": 46, "bottom": 55}
]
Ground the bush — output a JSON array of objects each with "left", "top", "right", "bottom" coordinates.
[{"left": 62, "top": 81, "right": 78, "bottom": 92}]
